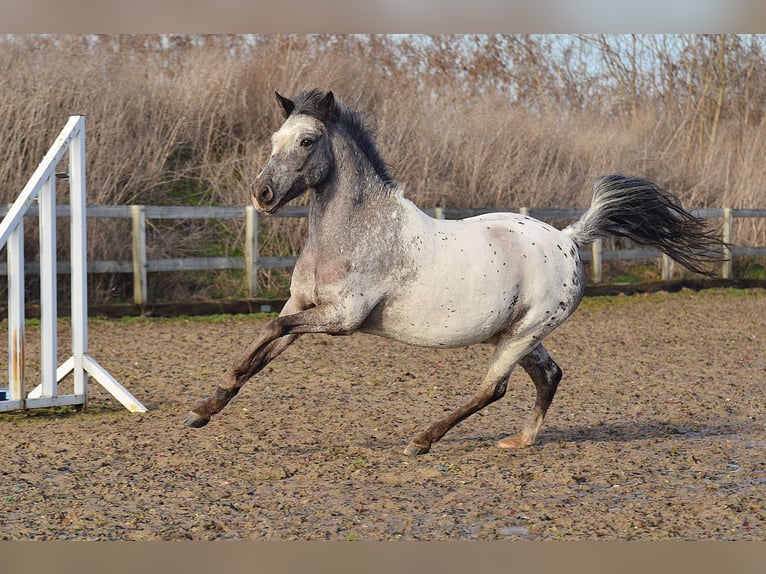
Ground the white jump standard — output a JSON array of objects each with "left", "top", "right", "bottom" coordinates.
[{"left": 0, "top": 115, "right": 147, "bottom": 413}]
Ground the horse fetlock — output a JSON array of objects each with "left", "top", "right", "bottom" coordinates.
[{"left": 214, "top": 385, "right": 239, "bottom": 402}]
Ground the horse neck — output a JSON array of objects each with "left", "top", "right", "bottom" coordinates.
[{"left": 307, "top": 132, "right": 393, "bottom": 238}]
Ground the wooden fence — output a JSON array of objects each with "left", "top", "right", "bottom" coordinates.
[{"left": 1, "top": 204, "right": 765, "bottom": 305}]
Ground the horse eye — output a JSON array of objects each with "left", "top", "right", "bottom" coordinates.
[{"left": 300, "top": 138, "right": 314, "bottom": 148}]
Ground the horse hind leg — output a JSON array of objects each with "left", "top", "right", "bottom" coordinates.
[
  {"left": 404, "top": 335, "right": 538, "bottom": 456},
  {"left": 497, "top": 343, "right": 562, "bottom": 449}
]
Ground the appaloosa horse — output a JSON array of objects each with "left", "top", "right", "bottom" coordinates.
[{"left": 184, "top": 89, "right": 723, "bottom": 455}]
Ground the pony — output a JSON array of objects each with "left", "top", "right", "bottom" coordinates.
[{"left": 184, "top": 89, "right": 724, "bottom": 455}]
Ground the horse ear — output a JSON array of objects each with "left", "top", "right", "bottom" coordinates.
[
  {"left": 275, "top": 91, "right": 294, "bottom": 119},
  {"left": 316, "top": 91, "right": 335, "bottom": 121}
]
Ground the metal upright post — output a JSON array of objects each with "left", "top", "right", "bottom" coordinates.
[
  {"left": 7, "top": 221, "right": 25, "bottom": 405},
  {"left": 15, "top": 116, "right": 147, "bottom": 413},
  {"left": 38, "top": 176, "right": 58, "bottom": 398},
  {"left": 69, "top": 118, "right": 88, "bottom": 403}
]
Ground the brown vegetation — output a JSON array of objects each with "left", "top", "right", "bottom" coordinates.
[{"left": 1, "top": 35, "right": 764, "bottom": 302}]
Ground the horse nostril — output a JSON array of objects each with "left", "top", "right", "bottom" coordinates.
[{"left": 256, "top": 184, "right": 274, "bottom": 205}]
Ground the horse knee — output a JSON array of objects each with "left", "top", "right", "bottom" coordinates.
[
  {"left": 214, "top": 385, "right": 239, "bottom": 401},
  {"left": 264, "top": 317, "right": 288, "bottom": 340}
]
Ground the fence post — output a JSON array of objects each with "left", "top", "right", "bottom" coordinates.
[
  {"left": 131, "top": 205, "right": 147, "bottom": 305},
  {"left": 591, "top": 239, "right": 603, "bottom": 284},
  {"left": 722, "top": 207, "right": 733, "bottom": 279},
  {"left": 661, "top": 254, "right": 673, "bottom": 280},
  {"left": 245, "top": 205, "right": 258, "bottom": 298}
]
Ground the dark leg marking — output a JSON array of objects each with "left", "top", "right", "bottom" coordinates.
[{"left": 497, "top": 343, "right": 562, "bottom": 448}]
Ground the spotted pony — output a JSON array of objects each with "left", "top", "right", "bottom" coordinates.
[{"left": 184, "top": 89, "right": 724, "bottom": 455}]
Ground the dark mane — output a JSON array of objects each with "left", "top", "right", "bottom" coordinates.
[{"left": 290, "top": 89, "right": 397, "bottom": 188}]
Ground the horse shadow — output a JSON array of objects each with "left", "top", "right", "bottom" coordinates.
[
  {"left": 271, "top": 418, "right": 756, "bottom": 457},
  {"left": 411, "top": 417, "right": 754, "bottom": 454},
  {"left": 501, "top": 417, "right": 752, "bottom": 447}
]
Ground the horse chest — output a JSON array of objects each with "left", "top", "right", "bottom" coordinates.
[{"left": 290, "top": 246, "right": 388, "bottom": 309}]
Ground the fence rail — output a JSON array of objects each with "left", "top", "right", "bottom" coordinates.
[{"left": 1, "top": 203, "right": 765, "bottom": 305}]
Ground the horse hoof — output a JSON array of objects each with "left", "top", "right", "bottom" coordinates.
[
  {"left": 404, "top": 442, "right": 430, "bottom": 456},
  {"left": 182, "top": 411, "right": 210, "bottom": 428},
  {"left": 497, "top": 434, "right": 531, "bottom": 449}
]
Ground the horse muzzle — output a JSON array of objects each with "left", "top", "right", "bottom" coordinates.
[{"left": 252, "top": 182, "right": 281, "bottom": 214}]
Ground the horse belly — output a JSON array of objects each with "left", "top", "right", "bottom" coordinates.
[{"left": 361, "top": 262, "right": 522, "bottom": 348}]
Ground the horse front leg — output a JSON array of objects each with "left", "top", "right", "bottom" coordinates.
[
  {"left": 182, "top": 297, "right": 305, "bottom": 428},
  {"left": 183, "top": 299, "right": 363, "bottom": 428},
  {"left": 182, "top": 332, "right": 300, "bottom": 428}
]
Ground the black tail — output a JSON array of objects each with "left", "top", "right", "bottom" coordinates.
[{"left": 564, "top": 174, "right": 726, "bottom": 277}]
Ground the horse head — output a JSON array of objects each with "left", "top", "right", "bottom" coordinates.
[{"left": 252, "top": 90, "right": 336, "bottom": 214}]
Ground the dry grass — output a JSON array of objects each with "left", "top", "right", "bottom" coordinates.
[{"left": 1, "top": 34, "right": 764, "bottom": 302}]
